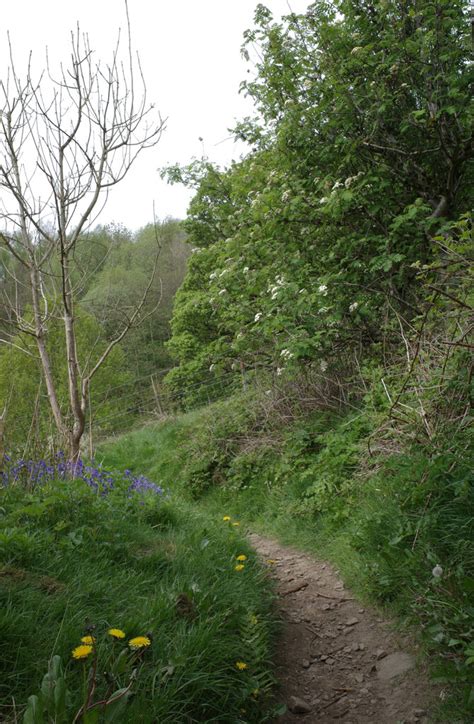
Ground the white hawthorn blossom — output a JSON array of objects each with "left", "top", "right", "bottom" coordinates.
[
  {"left": 349, "top": 301, "right": 359, "bottom": 312},
  {"left": 276, "top": 367, "right": 284, "bottom": 376},
  {"left": 268, "top": 275, "right": 286, "bottom": 300},
  {"left": 318, "top": 284, "right": 328, "bottom": 295},
  {"left": 345, "top": 171, "right": 364, "bottom": 188}
]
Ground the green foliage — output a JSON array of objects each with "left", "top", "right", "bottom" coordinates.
[
  {"left": 163, "top": 0, "right": 473, "bottom": 400},
  {"left": 0, "top": 310, "right": 129, "bottom": 454},
  {"left": 155, "top": 16, "right": 474, "bottom": 704},
  {"left": 23, "top": 656, "right": 66, "bottom": 724},
  {"left": 24, "top": 639, "right": 146, "bottom": 724},
  {"left": 0, "top": 479, "right": 276, "bottom": 722},
  {"left": 83, "top": 220, "right": 189, "bottom": 376},
  {"left": 98, "top": 2, "right": 473, "bottom": 717},
  {"left": 0, "top": 219, "right": 190, "bottom": 450},
  {"left": 3, "top": 0, "right": 473, "bottom": 718},
  {"left": 99, "top": 375, "right": 474, "bottom": 718}
]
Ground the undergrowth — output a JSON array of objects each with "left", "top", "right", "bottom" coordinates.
[{"left": 99, "top": 388, "right": 474, "bottom": 722}]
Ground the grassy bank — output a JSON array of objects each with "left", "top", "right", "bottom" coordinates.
[
  {"left": 99, "top": 396, "right": 474, "bottom": 721},
  {"left": 0, "top": 462, "right": 276, "bottom": 722}
]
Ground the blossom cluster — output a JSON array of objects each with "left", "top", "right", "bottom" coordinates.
[
  {"left": 267, "top": 274, "right": 285, "bottom": 300},
  {"left": 1, "top": 452, "right": 164, "bottom": 497}
]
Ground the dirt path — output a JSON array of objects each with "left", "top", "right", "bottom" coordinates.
[{"left": 249, "top": 533, "right": 437, "bottom": 724}]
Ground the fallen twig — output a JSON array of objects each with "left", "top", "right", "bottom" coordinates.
[
  {"left": 320, "top": 693, "right": 349, "bottom": 711},
  {"left": 314, "top": 590, "right": 354, "bottom": 602},
  {"left": 280, "top": 581, "right": 309, "bottom": 596}
]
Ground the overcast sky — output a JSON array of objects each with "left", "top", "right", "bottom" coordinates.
[{"left": 1, "top": 0, "right": 310, "bottom": 231}]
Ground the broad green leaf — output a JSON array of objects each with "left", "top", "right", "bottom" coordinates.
[
  {"left": 104, "top": 688, "right": 132, "bottom": 723},
  {"left": 54, "top": 677, "right": 67, "bottom": 719},
  {"left": 23, "top": 695, "right": 43, "bottom": 724}
]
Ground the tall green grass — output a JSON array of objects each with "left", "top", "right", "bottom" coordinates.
[{"left": 0, "top": 477, "right": 276, "bottom": 722}]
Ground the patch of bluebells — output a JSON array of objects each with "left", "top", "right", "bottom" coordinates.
[
  {"left": 1, "top": 452, "right": 164, "bottom": 498},
  {"left": 123, "top": 469, "right": 164, "bottom": 496}
]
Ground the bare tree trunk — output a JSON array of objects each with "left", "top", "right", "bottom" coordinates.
[
  {"left": 29, "top": 266, "right": 66, "bottom": 444},
  {"left": 63, "top": 283, "right": 85, "bottom": 459},
  {"left": 0, "top": 7, "right": 163, "bottom": 462},
  {"left": 0, "top": 417, "right": 4, "bottom": 474},
  {"left": 151, "top": 375, "right": 164, "bottom": 417}
]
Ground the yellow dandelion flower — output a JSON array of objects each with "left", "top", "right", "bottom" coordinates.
[
  {"left": 80, "top": 635, "right": 95, "bottom": 645},
  {"left": 232, "top": 522, "right": 240, "bottom": 527},
  {"left": 236, "top": 554, "right": 247, "bottom": 561},
  {"left": 128, "top": 635, "right": 151, "bottom": 650},
  {"left": 235, "top": 661, "right": 247, "bottom": 670},
  {"left": 234, "top": 564, "right": 245, "bottom": 572},
  {"left": 223, "top": 516, "right": 231, "bottom": 521},
  {"left": 108, "top": 628, "right": 126, "bottom": 639},
  {"left": 72, "top": 644, "right": 93, "bottom": 660}
]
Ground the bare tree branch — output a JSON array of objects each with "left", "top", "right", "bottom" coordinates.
[{"left": 0, "top": 3, "right": 165, "bottom": 459}]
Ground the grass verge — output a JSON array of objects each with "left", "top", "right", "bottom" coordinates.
[{"left": 0, "top": 471, "right": 276, "bottom": 722}]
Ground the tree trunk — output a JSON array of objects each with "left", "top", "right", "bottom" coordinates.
[
  {"left": 64, "top": 309, "right": 86, "bottom": 461},
  {"left": 30, "top": 266, "right": 66, "bottom": 446},
  {"left": 0, "top": 417, "right": 4, "bottom": 474}
]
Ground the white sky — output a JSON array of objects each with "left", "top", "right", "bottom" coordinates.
[{"left": 1, "top": 0, "right": 310, "bottom": 231}]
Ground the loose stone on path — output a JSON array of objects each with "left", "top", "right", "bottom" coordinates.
[{"left": 248, "top": 532, "right": 435, "bottom": 723}]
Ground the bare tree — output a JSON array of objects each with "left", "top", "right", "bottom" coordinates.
[{"left": 0, "top": 5, "right": 164, "bottom": 460}]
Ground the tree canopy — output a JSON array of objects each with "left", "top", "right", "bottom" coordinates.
[{"left": 163, "top": 0, "right": 472, "bottom": 400}]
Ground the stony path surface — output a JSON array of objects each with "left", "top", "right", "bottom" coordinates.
[{"left": 248, "top": 533, "right": 437, "bottom": 724}]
